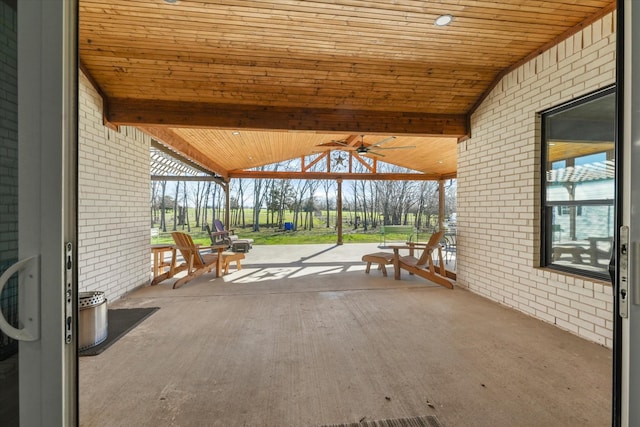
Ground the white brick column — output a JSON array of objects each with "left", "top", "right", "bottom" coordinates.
[{"left": 78, "top": 72, "right": 151, "bottom": 302}]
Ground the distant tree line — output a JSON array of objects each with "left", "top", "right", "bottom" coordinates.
[{"left": 151, "top": 164, "right": 456, "bottom": 233}]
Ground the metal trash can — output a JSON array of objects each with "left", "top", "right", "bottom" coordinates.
[{"left": 78, "top": 291, "right": 108, "bottom": 350}]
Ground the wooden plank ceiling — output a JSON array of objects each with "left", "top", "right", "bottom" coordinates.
[{"left": 79, "top": 0, "right": 616, "bottom": 180}]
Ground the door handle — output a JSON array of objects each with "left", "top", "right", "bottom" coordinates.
[{"left": 0, "top": 256, "right": 39, "bottom": 341}]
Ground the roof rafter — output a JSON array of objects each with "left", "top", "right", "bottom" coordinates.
[
  {"left": 227, "top": 170, "right": 454, "bottom": 181},
  {"left": 143, "top": 127, "right": 229, "bottom": 178}
]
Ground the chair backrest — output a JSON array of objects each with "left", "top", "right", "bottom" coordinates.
[
  {"left": 415, "top": 230, "right": 445, "bottom": 267},
  {"left": 171, "top": 231, "right": 204, "bottom": 266},
  {"left": 213, "top": 219, "right": 226, "bottom": 233},
  {"left": 204, "top": 224, "right": 215, "bottom": 245},
  {"left": 445, "top": 233, "right": 457, "bottom": 249}
]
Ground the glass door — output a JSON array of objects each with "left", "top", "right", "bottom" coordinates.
[
  {"left": 0, "top": 1, "right": 21, "bottom": 422},
  {"left": 0, "top": 0, "right": 77, "bottom": 425},
  {"left": 621, "top": 1, "right": 640, "bottom": 426}
]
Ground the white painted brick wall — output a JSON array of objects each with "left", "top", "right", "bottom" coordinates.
[
  {"left": 458, "top": 13, "right": 616, "bottom": 348},
  {"left": 78, "top": 72, "right": 151, "bottom": 302}
]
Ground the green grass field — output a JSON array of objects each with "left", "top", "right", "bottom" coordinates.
[
  {"left": 151, "top": 207, "right": 440, "bottom": 245},
  {"left": 152, "top": 225, "right": 435, "bottom": 246}
]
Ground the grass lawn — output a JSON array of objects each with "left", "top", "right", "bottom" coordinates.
[
  {"left": 152, "top": 207, "right": 443, "bottom": 246},
  {"left": 151, "top": 224, "right": 435, "bottom": 246}
]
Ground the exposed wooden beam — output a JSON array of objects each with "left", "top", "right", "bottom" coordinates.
[
  {"left": 303, "top": 152, "right": 328, "bottom": 172},
  {"left": 352, "top": 152, "right": 374, "bottom": 173},
  {"left": 79, "top": 62, "right": 119, "bottom": 131},
  {"left": 107, "top": 98, "right": 469, "bottom": 137},
  {"left": 345, "top": 135, "right": 360, "bottom": 147},
  {"left": 439, "top": 180, "right": 445, "bottom": 230},
  {"left": 228, "top": 170, "right": 442, "bottom": 181},
  {"left": 142, "top": 127, "right": 229, "bottom": 178}
]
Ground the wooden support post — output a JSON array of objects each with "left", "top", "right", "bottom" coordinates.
[
  {"left": 439, "top": 179, "right": 445, "bottom": 231},
  {"left": 337, "top": 179, "right": 343, "bottom": 245},
  {"left": 224, "top": 180, "right": 230, "bottom": 229}
]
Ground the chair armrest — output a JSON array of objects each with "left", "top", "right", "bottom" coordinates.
[
  {"left": 406, "top": 241, "right": 429, "bottom": 248},
  {"left": 388, "top": 245, "right": 410, "bottom": 257},
  {"left": 388, "top": 245, "right": 410, "bottom": 250}
]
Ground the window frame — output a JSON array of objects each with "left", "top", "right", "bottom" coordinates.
[{"left": 540, "top": 85, "right": 616, "bottom": 280}]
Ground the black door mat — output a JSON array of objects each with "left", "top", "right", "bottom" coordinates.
[
  {"left": 317, "top": 415, "right": 443, "bottom": 427},
  {"left": 79, "top": 307, "right": 159, "bottom": 357}
]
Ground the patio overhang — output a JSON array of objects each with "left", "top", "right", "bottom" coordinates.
[{"left": 79, "top": 0, "right": 616, "bottom": 179}]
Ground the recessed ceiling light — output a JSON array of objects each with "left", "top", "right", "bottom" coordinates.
[
  {"left": 232, "top": 131, "right": 241, "bottom": 136},
  {"left": 434, "top": 14, "right": 453, "bottom": 26},
  {"left": 163, "top": 0, "right": 178, "bottom": 3}
]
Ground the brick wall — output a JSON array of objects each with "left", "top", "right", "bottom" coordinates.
[
  {"left": 457, "top": 13, "right": 616, "bottom": 347},
  {"left": 78, "top": 72, "right": 151, "bottom": 302},
  {"left": 0, "top": 1, "right": 17, "bottom": 264}
]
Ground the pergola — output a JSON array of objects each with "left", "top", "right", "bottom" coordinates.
[{"left": 80, "top": 0, "right": 616, "bottom": 238}]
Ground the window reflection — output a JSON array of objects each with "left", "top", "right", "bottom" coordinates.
[{"left": 542, "top": 88, "right": 615, "bottom": 279}]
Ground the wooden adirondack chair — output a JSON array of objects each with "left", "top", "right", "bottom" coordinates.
[
  {"left": 170, "top": 231, "right": 221, "bottom": 289},
  {"left": 391, "top": 230, "right": 454, "bottom": 289},
  {"left": 205, "top": 223, "right": 231, "bottom": 247}
]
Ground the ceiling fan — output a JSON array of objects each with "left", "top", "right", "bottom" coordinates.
[
  {"left": 352, "top": 135, "right": 415, "bottom": 157},
  {"left": 313, "top": 135, "right": 415, "bottom": 157}
]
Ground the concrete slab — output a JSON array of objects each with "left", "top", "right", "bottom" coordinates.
[{"left": 82, "top": 243, "right": 611, "bottom": 427}]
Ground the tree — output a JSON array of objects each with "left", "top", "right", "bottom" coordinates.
[
  {"left": 159, "top": 180, "right": 167, "bottom": 232},
  {"left": 266, "top": 180, "right": 290, "bottom": 227},
  {"left": 202, "top": 182, "right": 212, "bottom": 229},
  {"left": 320, "top": 180, "right": 334, "bottom": 227},
  {"left": 290, "top": 179, "right": 311, "bottom": 231},
  {"left": 414, "top": 181, "right": 438, "bottom": 230},
  {"left": 209, "top": 182, "right": 218, "bottom": 227},
  {"left": 368, "top": 180, "right": 379, "bottom": 228},
  {"left": 151, "top": 181, "right": 160, "bottom": 227},
  {"left": 172, "top": 181, "right": 179, "bottom": 230},
  {"left": 231, "top": 179, "right": 247, "bottom": 228},
  {"left": 251, "top": 167, "right": 274, "bottom": 232},
  {"left": 181, "top": 181, "right": 191, "bottom": 231}
]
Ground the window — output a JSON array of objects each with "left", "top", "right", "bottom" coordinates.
[{"left": 541, "top": 87, "right": 615, "bottom": 279}]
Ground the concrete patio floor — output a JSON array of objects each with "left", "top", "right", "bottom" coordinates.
[{"left": 79, "top": 243, "right": 611, "bottom": 427}]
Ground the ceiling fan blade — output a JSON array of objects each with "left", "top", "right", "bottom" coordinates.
[
  {"left": 330, "top": 139, "right": 350, "bottom": 146},
  {"left": 374, "top": 145, "right": 416, "bottom": 150},
  {"left": 365, "top": 150, "right": 385, "bottom": 157},
  {"left": 369, "top": 136, "right": 396, "bottom": 148}
]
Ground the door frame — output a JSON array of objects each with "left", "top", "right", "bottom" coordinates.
[
  {"left": 620, "top": 1, "right": 640, "bottom": 426},
  {"left": 17, "top": 0, "right": 77, "bottom": 424}
]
